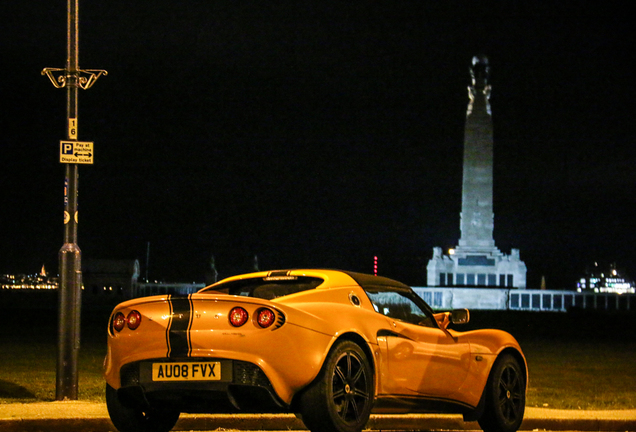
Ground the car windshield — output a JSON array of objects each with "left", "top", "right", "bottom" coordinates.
[
  {"left": 201, "top": 276, "right": 323, "bottom": 300},
  {"left": 364, "top": 288, "right": 436, "bottom": 328}
]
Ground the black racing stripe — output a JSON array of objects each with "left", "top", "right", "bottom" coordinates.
[
  {"left": 167, "top": 295, "right": 192, "bottom": 358},
  {"left": 165, "top": 296, "right": 174, "bottom": 357},
  {"left": 187, "top": 295, "right": 195, "bottom": 354}
]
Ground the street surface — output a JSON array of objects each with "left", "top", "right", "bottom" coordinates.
[{"left": 1, "top": 403, "right": 635, "bottom": 431}]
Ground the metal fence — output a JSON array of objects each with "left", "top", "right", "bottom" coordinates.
[
  {"left": 509, "top": 290, "right": 634, "bottom": 312},
  {"left": 412, "top": 287, "right": 634, "bottom": 312}
]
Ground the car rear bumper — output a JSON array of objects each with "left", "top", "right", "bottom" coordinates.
[{"left": 116, "top": 358, "right": 288, "bottom": 413}]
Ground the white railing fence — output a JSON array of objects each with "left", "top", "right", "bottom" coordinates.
[{"left": 412, "top": 287, "right": 634, "bottom": 312}]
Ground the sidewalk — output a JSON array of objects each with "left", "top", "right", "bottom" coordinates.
[{"left": 0, "top": 402, "right": 635, "bottom": 431}]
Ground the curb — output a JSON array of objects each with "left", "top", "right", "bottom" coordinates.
[{"left": 1, "top": 405, "right": 635, "bottom": 431}]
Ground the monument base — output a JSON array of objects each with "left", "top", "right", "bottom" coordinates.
[{"left": 427, "top": 246, "right": 527, "bottom": 289}]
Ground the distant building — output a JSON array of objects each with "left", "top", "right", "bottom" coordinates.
[
  {"left": 135, "top": 281, "right": 205, "bottom": 297},
  {"left": 1, "top": 268, "right": 58, "bottom": 290},
  {"left": 427, "top": 56, "right": 527, "bottom": 288},
  {"left": 2, "top": 253, "right": 258, "bottom": 301},
  {"left": 577, "top": 263, "right": 635, "bottom": 295},
  {"left": 82, "top": 259, "right": 141, "bottom": 300}
]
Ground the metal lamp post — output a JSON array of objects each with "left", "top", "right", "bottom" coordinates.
[{"left": 42, "top": 0, "right": 106, "bottom": 400}]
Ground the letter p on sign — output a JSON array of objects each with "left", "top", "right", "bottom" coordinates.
[{"left": 62, "top": 142, "right": 74, "bottom": 155}]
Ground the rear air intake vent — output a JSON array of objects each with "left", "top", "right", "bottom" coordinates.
[
  {"left": 120, "top": 363, "right": 140, "bottom": 387},
  {"left": 233, "top": 361, "right": 273, "bottom": 389},
  {"left": 274, "top": 311, "right": 286, "bottom": 330}
]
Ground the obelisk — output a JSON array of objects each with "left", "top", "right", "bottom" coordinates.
[
  {"left": 457, "top": 55, "right": 496, "bottom": 253},
  {"left": 427, "top": 56, "right": 527, "bottom": 289}
]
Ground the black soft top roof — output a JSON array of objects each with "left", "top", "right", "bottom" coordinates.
[{"left": 341, "top": 271, "right": 411, "bottom": 292}]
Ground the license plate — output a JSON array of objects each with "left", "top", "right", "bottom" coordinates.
[{"left": 152, "top": 362, "right": 221, "bottom": 381}]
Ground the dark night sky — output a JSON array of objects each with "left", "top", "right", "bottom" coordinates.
[{"left": 1, "top": 1, "right": 633, "bottom": 287}]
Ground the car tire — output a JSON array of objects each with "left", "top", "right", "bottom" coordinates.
[
  {"left": 478, "top": 353, "right": 526, "bottom": 432},
  {"left": 106, "top": 384, "right": 180, "bottom": 432},
  {"left": 299, "top": 340, "right": 374, "bottom": 432}
]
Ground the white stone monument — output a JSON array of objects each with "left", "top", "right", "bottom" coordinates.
[{"left": 427, "top": 56, "right": 527, "bottom": 289}]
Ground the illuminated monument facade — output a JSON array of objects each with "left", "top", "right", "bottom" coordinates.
[{"left": 427, "top": 56, "right": 527, "bottom": 289}]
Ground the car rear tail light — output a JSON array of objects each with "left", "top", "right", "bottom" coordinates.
[
  {"left": 256, "top": 308, "right": 276, "bottom": 328},
  {"left": 127, "top": 310, "right": 142, "bottom": 330},
  {"left": 229, "top": 307, "right": 249, "bottom": 327},
  {"left": 113, "top": 312, "right": 126, "bottom": 332}
]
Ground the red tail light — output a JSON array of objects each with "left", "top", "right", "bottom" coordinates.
[
  {"left": 256, "top": 308, "right": 276, "bottom": 328},
  {"left": 113, "top": 312, "right": 126, "bottom": 332},
  {"left": 229, "top": 307, "right": 248, "bottom": 327},
  {"left": 127, "top": 310, "right": 142, "bottom": 330}
]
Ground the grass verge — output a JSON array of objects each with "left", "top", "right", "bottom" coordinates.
[
  {"left": 1, "top": 308, "right": 635, "bottom": 409},
  {"left": 523, "top": 340, "right": 636, "bottom": 409}
]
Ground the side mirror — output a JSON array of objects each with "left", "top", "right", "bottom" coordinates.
[{"left": 451, "top": 309, "right": 470, "bottom": 325}]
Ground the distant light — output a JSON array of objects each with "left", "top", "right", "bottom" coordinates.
[
  {"left": 449, "top": 249, "right": 455, "bottom": 255},
  {"left": 373, "top": 256, "right": 378, "bottom": 276}
]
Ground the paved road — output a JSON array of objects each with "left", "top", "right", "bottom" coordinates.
[{"left": 0, "top": 402, "right": 635, "bottom": 431}]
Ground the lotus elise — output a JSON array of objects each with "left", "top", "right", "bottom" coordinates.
[{"left": 104, "top": 269, "right": 526, "bottom": 432}]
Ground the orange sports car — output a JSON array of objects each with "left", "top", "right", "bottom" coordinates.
[{"left": 104, "top": 269, "right": 527, "bottom": 432}]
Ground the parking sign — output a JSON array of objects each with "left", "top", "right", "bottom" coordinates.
[{"left": 60, "top": 140, "right": 94, "bottom": 164}]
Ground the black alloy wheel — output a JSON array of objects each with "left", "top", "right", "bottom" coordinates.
[
  {"left": 478, "top": 354, "right": 526, "bottom": 432},
  {"left": 299, "top": 340, "right": 373, "bottom": 432},
  {"left": 106, "top": 384, "right": 180, "bottom": 432}
]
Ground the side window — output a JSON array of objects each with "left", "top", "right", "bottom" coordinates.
[{"left": 365, "top": 290, "right": 435, "bottom": 327}]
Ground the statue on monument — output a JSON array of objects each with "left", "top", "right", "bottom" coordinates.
[{"left": 467, "top": 55, "right": 491, "bottom": 116}]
